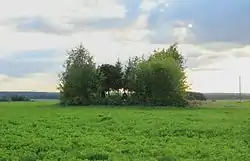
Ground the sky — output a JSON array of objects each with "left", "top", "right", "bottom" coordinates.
[{"left": 0, "top": 0, "right": 249, "bottom": 93}]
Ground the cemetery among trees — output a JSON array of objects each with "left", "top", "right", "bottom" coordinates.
[{"left": 58, "top": 43, "right": 196, "bottom": 107}]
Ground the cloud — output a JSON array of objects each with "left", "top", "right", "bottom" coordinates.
[
  {"left": 0, "top": 49, "right": 63, "bottom": 77},
  {"left": 5, "top": 16, "right": 74, "bottom": 35},
  {"left": 146, "top": 0, "right": 250, "bottom": 47},
  {"left": 198, "top": 42, "right": 245, "bottom": 52},
  {"left": 0, "top": 0, "right": 249, "bottom": 93},
  {"left": 187, "top": 57, "right": 250, "bottom": 93},
  {"left": 0, "top": 0, "right": 126, "bottom": 21},
  {"left": 140, "top": 0, "right": 169, "bottom": 12},
  {"left": 0, "top": 26, "right": 71, "bottom": 53},
  {"left": 148, "top": 21, "right": 195, "bottom": 44},
  {"left": 190, "top": 67, "right": 223, "bottom": 72},
  {"left": 231, "top": 46, "right": 250, "bottom": 58},
  {"left": 176, "top": 44, "right": 228, "bottom": 69},
  {"left": 0, "top": 0, "right": 126, "bottom": 35},
  {"left": 0, "top": 73, "right": 57, "bottom": 92}
]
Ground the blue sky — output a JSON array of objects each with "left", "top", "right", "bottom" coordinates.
[{"left": 0, "top": 0, "right": 249, "bottom": 92}]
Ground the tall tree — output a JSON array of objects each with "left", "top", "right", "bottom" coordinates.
[
  {"left": 150, "top": 43, "right": 186, "bottom": 69},
  {"left": 98, "top": 63, "right": 116, "bottom": 96},
  {"left": 58, "top": 44, "right": 98, "bottom": 105},
  {"left": 98, "top": 60, "right": 124, "bottom": 95},
  {"left": 113, "top": 59, "right": 124, "bottom": 91},
  {"left": 134, "top": 44, "right": 189, "bottom": 106},
  {"left": 123, "top": 56, "right": 140, "bottom": 92}
]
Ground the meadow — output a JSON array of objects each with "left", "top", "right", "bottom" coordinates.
[{"left": 0, "top": 101, "right": 250, "bottom": 161}]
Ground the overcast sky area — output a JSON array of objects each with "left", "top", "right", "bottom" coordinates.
[{"left": 0, "top": 0, "right": 249, "bottom": 93}]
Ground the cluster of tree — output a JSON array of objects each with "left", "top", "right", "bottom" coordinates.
[
  {"left": 58, "top": 44, "right": 190, "bottom": 107},
  {"left": 0, "top": 95, "right": 31, "bottom": 102},
  {"left": 186, "top": 92, "right": 206, "bottom": 101}
]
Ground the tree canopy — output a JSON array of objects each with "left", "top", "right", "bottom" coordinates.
[{"left": 59, "top": 43, "right": 191, "bottom": 107}]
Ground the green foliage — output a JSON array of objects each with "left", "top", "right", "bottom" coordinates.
[
  {"left": 58, "top": 44, "right": 99, "bottom": 105},
  {"left": 59, "top": 43, "right": 190, "bottom": 107},
  {"left": 0, "top": 101, "right": 250, "bottom": 160},
  {"left": 133, "top": 54, "right": 188, "bottom": 106},
  {"left": 131, "top": 44, "right": 189, "bottom": 106},
  {"left": 113, "top": 59, "right": 124, "bottom": 91},
  {"left": 150, "top": 44, "right": 186, "bottom": 69},
  {"left": 97, "top": 59, "right": 124, "bottom": 97},
  {"left": 95, "top": 93, "right": 123, "bottom": 105},
  {"left": 123, "top": 56, "right": 140, "bottom": 92}
]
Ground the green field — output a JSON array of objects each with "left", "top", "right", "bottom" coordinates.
[{"left": 0, "top": 101, "right": 250, "bottom": 161}]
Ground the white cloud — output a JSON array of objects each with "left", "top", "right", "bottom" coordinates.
[
  {"left": 0, "top": 0, "right": 249, "bottom": 93},
  {"left": 172, "top": 21, "right": 195, "bottom": 43},
  {"left": 187, "top": 55, "right": 250, "bottom": 93},
  {"left": 173, "top": 27, "right": 189, "bottom": 42},
  {"left": 114, "top": 13, "right": 151, "bottom": 42},
  {"left": 140, "top": 0, "right": 168, "bottom": 12},
  {"left": 199, "top": 42, "right": 245, "bottom": 51},
  {"left": 1, "top": 26, "right": 250, "bottom": 93},
  {"left": 0, "top": 26, "right": 69, "bottom": 54},
  {"left": 0, "top": 73, "right": 58, "bottom": 92},
  {"left": 0, "top": 0, "right": 126, "bottom": 21},
  {"left": 140, "top": 0, "right": 158, "bottom": 12},
  {"left": 0, "top": 0, "right": 127, "bottom": 53}
]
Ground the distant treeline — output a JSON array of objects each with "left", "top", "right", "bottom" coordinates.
[
  {"left": 0, "top": 91, "right": 205, "bottom": 101},
  {"left": 0, "top": 92, "right": 249, "bottom": 101},
  {"left": 204, "top": 93, "right": 250, "bottom": 100},
  {"left": 186, "top": 92, "right": 206, "bottom": 101},
  {"left": 0, "top": 95, "right": 31, "bottom": 102},
  {"left": 0, "top": 92, "right": 59, "bottom": 100}
]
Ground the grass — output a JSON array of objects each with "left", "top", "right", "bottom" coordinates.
[{"left": 0, "top": 101, "right": 250, "bottom": 161}]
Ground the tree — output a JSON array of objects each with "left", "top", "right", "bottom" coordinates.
[
  {"left": 150, "top": 43, "right": 186, "bottom": 69},
  {"left": 113, "top": 59, "right": 124, "bottom": 91},
  {"left": 58, "top": 44, "right": 98, "bottom": 105},
  {"left": 58, "top": 43, "right": 190, "bottom": 107},
  {"left": 98, "top": 59, "right": 124, "bottom": 95},
  {"left": 133, "top": 44, "right": 189, "bottom": 106},
  {"left": 150, "top": 44, "right": 189, "bottom": 93},
  {"left": 98, "top": 63, "right": 115, "bottom": 96},
  {"left": 123, "top": 56, "right": 140, "bottom": 92}
]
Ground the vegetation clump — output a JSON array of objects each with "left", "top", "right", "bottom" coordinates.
[{"left": 58, "top": 44, "right": 191, "bottom": 107}]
